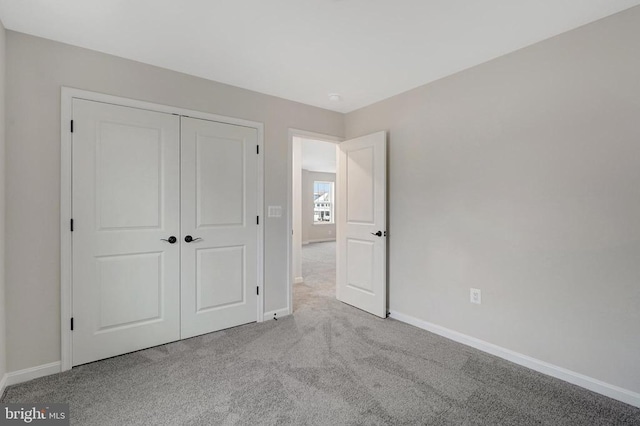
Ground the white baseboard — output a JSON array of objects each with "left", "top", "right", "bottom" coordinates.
[
  {"left": 4, "top": 361, "right": 61, "bottom": 388},
  {"left": 294, "top": 276, "right": 304, "bottom": 284},
  {"left": 263, "top": 308, "right": 290, "bottom": 322},
  {"left": 307, "top": 238, "right": 336, "bottom": 244},
  {"left": 389, "top": 310, "right": 640, "bottom": 409},
  {"left": 0, "top": 373, "right": 7, "bottom": 397}
]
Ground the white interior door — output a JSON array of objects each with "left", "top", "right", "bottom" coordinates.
[
  {"left": 72, "top": 99, "right": 181, "bottom": 366},
  {"left": 180, "top": 117, "right": 259, "bottom": 338},
  {"left": 337, "top": 131, "right": 387, "bottom": 318}
]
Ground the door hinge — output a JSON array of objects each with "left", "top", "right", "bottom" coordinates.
[
  {"left": 257, "top": 145, "right": 259, "bottom": 154},
  {"left": 70, "top": 219, "right": 74, "bottom": 232},
  {"left": 257, "top": 216, "right": 259, "bottom": 225},
  {"left": 257, "top": 286, "right": 259, "bottom": 296},
  {"left": 70, "top": 120, "right": 74, "bottom": 133},
  {"left": 70, "top": 317, "right": 74, "bottom": 331}
]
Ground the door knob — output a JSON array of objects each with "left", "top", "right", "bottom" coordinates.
[
  {"left": 371, "top": 231, "right": 383, "bottom": 237},
  {"left": 184, "top": 235, "right": 202, "bottom": 243},
  {"left": 161, "top": 236, "right": 177, "bottom": 244}
]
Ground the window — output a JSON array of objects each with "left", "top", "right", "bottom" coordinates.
[{"left": 313, "top": 181, "right": 334, "bottom": 224}]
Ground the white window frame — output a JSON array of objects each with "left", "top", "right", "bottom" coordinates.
[{"left": 313, "top": 180, "right": 335, "bottom": 225}]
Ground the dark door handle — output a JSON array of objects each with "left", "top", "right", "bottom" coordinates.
[
  {"left": 161, "top": 236, "right": 177, "bottom": 244},
  {"left": 184, "top": 235, "right": 202, "bottom": 243},
  {"left": 371, "top": 231, "right": 383, "bottom": 237}
]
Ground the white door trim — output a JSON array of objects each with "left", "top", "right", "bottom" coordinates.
[
  {"left": 61, "top": 87, "right": 265, "bottom": 371},
  {"left": 286, "top": 129, "right": 342, "bottom": 316}
]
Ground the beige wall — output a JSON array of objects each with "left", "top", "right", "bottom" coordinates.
[
  {"left": 302, "top": 170, "right": 336, "bottom": 243},
  {"left": 346, "top": 6, "right": 640, "bottom": 393},
  {"left": 0, "top": 19, "right": 6, "bottom": 383},
  {"left": 4, "top": 31, "right": 343, "bottom": 371}
]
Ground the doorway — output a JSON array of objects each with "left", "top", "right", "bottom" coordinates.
[
  {"left": 289, "top": 131, "right": 341, "bottom": 313},
  {"left": 288, "top": 129, "right": 388, "bottom": 318}
]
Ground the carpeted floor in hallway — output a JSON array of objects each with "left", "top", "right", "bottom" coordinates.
[
  {"left": 2, "top": 241, "right": 639, "bottom": 425},
  {"left": 295, "top": 240, "right": 337, "bottom": 307}
]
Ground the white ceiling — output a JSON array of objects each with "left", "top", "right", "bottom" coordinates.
[
  {"left": 1, "top": 1, "right": 639, "bottom": 113},
  {"left": 301, "top": 138, "right": 336, "bottom": 174}
]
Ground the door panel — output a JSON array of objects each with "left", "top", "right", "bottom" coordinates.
[
  {"left": 196, "top": 135, "right": 245, "bottom": 227},
  {"left": 346, "top": 239, "right": 375, "bottom": 294},
  {"left": 196, "top": 246, "right": 245, "bottom": 311},
  {"left": 181, "top": 117, "right": 258, "bottom": 338},
  {"left": 97, "top": 123, "right": 162, "bottom": 229},
  {"left": 346, "top": 146, "right": 375, "bottom": 223},
  {"left": 96, "top": 252, "right": 163, "bottom": 329},
  {"left": 72, "top": 99, "right": 180, "bottom": 366},
  {"left": 337, "top": 131, "right": 387, "bottom": 318}
]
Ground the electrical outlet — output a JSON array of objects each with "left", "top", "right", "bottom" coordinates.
[{"left": 470, "top": 288, "right": 481, "bottom": 304}]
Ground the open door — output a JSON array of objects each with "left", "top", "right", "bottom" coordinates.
[{"left": 336, "top": 131, "right": 387, "bottom": 318}]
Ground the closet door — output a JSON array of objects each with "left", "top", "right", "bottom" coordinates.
[
  {"left": 72, "top": 99, "right": 181, "bottom": 366},
  {"left": 180, "top": 117, "right": 259, "bottom": 338}
]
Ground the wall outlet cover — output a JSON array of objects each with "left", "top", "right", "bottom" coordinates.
[{"left": 470, "top": 288, "right": 482, "bottom": 304}]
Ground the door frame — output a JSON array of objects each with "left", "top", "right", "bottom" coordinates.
[
  {"left": 286, "top": 129, "right": 342, "bottom": 315},
  {"left": 61, "top": 87, "right": 265, "bottom": 371}
]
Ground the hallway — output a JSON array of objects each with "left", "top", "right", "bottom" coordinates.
[{"left": 294, "top": 241, "right": 336, "bottom": 311}]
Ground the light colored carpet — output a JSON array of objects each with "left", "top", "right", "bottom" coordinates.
[
  {"left": 296, "top": 240, "right": 337, "bottom": 305},
  {"left": 2, "top": 241, "right": 639, "bottom": 425}
]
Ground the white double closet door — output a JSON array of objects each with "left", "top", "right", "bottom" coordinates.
[{"left": 72, "top": 99, "right": 258, "bottom": 366}]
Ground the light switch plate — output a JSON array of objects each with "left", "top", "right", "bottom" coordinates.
[{"left": 268, "top": 206, "right": 282, "bottom": 218}]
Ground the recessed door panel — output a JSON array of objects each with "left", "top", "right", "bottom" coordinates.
[
  {"left": 72, "top": 99, "right": 180, "bottom": 366},
  {"left": 196, "top": 135, "right": 245, "bottom": 227},
  {"left": 196, "top": 246, "right": 245, "bottom": 312},
  {"left": 347, "top": 146, "right": 375, "bottom": 224},
  {"left": 97, "top": 123, "right": 161, "bottom": 230},
  {"left": 181, "top": 117, "right": 258, "bottom": 338},
  {"left": 97, "top": 252, "right": 162, "bottom": 329},
  {"left": 346, "top": 239, "right": 375, "bottom": 294}
]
